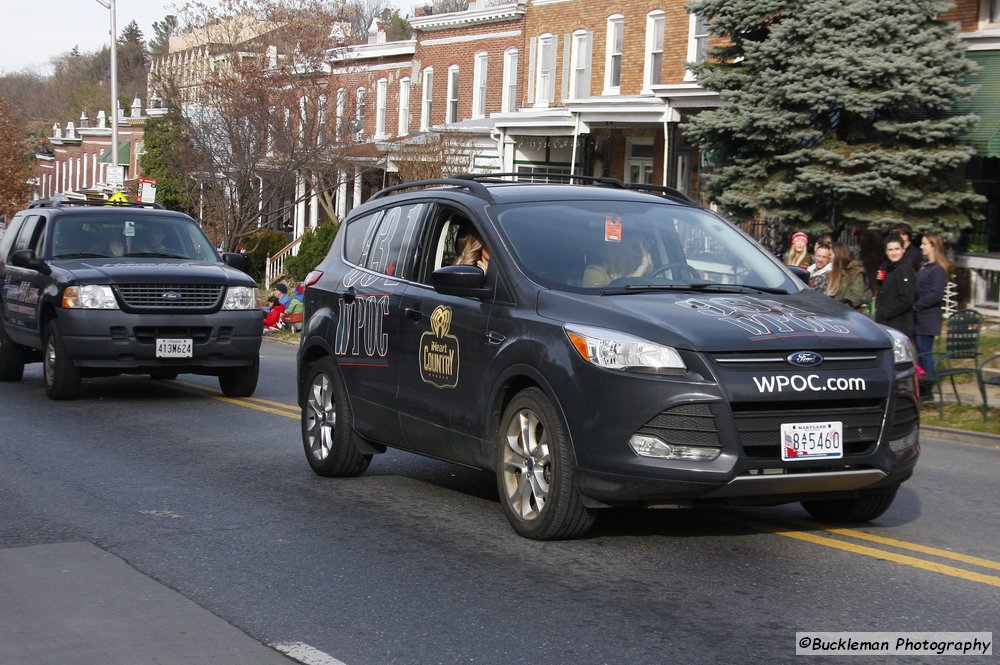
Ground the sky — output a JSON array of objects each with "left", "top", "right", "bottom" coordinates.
[
  {"left": 1, "top": 0, "right": 412, "bottom": 75},
  {"left": 1, "top": 1, "right": 184, "bottom": 74}
]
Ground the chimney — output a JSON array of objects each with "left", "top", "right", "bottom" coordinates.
[
  {"left": 413, "top": 3, "right": 433, "bottom": 17},
  {"left": 131, "top": 96, "right": 142, "bottom": 118},
  {"left": 66, "top": 121, "right": 76, "bottom": 139},
  {"left": 267, "top": 45, "right": 278, "bottom": 68},
  {"left": 53, "top": 122, "right": 62, "bottom": 139},
  {"left": 97, "top": 110, "right": 107, "bottom": 129},
  {"left": 367, "top": 17, "right": 386, "bottom": 45},
  {"left": 79, "top": 111, "right": 90, "bottom": 128}
]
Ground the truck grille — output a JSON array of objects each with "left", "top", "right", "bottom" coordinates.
[{"left": 116, "top": 284, "right": 224, "bottom": 311}]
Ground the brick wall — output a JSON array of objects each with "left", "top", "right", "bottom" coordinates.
[{"left": 941, "top": 0, "right": 981, "bottom": 32}]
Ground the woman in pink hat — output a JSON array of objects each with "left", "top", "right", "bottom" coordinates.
[{"left": 783, "top": 231, "right": 811, "bottom": 269}]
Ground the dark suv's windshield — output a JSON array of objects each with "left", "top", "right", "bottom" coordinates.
[
  {"left": 50, "top": 215, "right": 220, "bottom": 262},
  {"left": 491, "top": 200, "right": 798, "bottom": 294}
]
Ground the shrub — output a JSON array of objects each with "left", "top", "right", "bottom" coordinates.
[
  {"left": 242, "top": 229, "right": 290, "bottom": 282},
  {"left": 285, "top": 220, "right": 340, "bottom": 282}
]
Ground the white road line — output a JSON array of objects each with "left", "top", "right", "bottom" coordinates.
[{"left": 272, "top": 641, "right": 349, "bottom": 665}]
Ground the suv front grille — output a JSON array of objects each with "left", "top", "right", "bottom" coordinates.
[
  {"left": 732, "top": 399, "right": 883, "bottom": 460},
  {"left": 637, "top": 403, "right": 723, "bottom": 448},
  {"left": 116, "top": 284, "right": 224, "bottom": 310}
]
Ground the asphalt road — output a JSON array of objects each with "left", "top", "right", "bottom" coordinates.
[{"left": 0, "top": 339, "right": 997, "bottom": 665}]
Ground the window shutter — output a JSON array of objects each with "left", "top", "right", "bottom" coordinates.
[
  {"left": 527, "top": 37, "right": 537, "bottom": 104},
  {"left": 561, "top": 34, "right": 571, "bottom": 103}
]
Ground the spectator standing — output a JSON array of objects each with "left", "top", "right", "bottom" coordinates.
[
  {"left": 913, "top": 232, "right": 952, "bottom": 397},
  {"left": 807, "top": 243, "right": 834, "bottom": 293},
  {"left": 825, "top": 243, "right": 869, "bottom": 311},
  {"left": 874, "top": 234, "right": 917, "bottom": 338},
  {"left": 784, "top": 232, "right": 811, "bottom": 269}
]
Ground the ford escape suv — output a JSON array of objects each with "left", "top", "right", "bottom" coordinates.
[
  {"left": 0, "top": 199, "right": 262, "bottom": 399},
  {"left": 296, "top": 174, "right": 920, "bottom": 540}
]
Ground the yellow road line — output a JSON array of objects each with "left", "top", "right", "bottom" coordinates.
[
  {"left": 774, "top": 515, "right": 1000, "bottom": 572},
  {"left": 720, "top": 514, "right": 1000, "bottom": 588},
  {"left": 167, "top": 379, "right": 299, "bottom": 419}
]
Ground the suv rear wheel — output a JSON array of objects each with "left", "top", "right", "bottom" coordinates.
[
  {"left": 0, "top": 321, "right": 25, "bottom": 381},
  {"left": 801, "top": 486, "right": 899, "bottom": 523},
  {"left": 43, "top": 321, "right": 81, "bottom": 400},
  {"left": 496, "top": 388, "right": 594, "bottom": 540}
]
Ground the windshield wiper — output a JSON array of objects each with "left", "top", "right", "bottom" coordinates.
[
  {"left": 127, "top": 251, "right": 185, "bottom": 259},
  {"left": 52, "top": 252, "right": 109, "bottom": 259},
  {"left": 601, "top": 283, "right": 789, "bottom": 296}
]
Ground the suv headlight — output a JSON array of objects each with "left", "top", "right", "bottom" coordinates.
[
  {"left": 62, "top": 285, "right": 119, "bottom": 309},
  {"left": 565, "top": 324, "right": 686, "bottom": 374},
  {"left": 223, "top": 286, "right": 260, "bottom": 310},
  {"left": 881, "top": 325, "right": 915, "bottom": 365}
]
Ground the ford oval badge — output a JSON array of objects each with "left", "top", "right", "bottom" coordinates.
[
  {"left": 162, "top": 291, "right": 183, "bottom": 301},
  {"left": 787, "top": 351, "right": 823, "bottom": 367}
]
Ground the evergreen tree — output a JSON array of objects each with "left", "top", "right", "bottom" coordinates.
[
  {"left": 117, "top": 20, "right": 149, "bottom": 101},
  {"left": 149, "top": 15, "right": 179, "bottom": 59},
  {"left": 140, "top": 107, "right": 198, "bottom": 214},
  {"left": 683, "top": 0, "right": 984, "bottom": 246}
]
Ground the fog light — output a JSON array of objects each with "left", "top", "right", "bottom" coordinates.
[
  {"left": 889, "top": 429, "right": 919, "bottom": 452},
  {"left": 628, "top": 435, "right": 721, "bottom": 461}
]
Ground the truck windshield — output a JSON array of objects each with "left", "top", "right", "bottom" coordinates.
[{"left": 50, "top": 215, "right": 220, "bottom": 262}]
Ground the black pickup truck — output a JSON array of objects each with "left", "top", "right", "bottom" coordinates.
[{"left": 0, "top": 199, "right": 262, "bottom": 399}]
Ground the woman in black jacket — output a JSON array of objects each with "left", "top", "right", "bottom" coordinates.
[{"left": 874, "top": 234, "right": 917, "bottom": 339}]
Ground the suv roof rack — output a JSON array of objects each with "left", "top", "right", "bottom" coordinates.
[
  {"left": 369, "top": 177, "right": 495, "bottom": 203},
  {"left": 26, "top": 197, "right": 164, "bottom": 210},
  {"left": 449, "top": 172, "right": 698, "bottom": 206}
]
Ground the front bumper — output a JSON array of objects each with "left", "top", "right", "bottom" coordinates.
[{"left": 55, "top": 309, "right": 262, "bottom": 373}]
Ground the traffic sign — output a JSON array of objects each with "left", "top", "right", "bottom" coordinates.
[{"left": 107, "top": 191, "right": 130, "bottom": 204}]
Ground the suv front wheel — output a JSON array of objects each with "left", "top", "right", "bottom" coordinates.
[
  {"left": 496, "top": 388, "right": 595, "bottom": 540},
  {"left": 44, "top": 321, "right": 81, "bottom": 400}
]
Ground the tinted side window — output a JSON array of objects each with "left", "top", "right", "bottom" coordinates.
[
  {"left": 344, "top": 210, "right": 381, "bottom": 266},
  {"left": 364, "top": 203, "right": 424, "bottom": 278},
  {"left": 14, "top": 215, "right": 44, "bottom": 254},
  {"left": 0, "top": 216, "right": 25, "bottom": 260}
]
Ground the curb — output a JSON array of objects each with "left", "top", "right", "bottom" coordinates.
[{"left": 921, "top": 425, "right": 1000, "bottom": 448}]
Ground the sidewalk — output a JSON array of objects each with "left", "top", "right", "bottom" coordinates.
[
  {"left": 0, "top": 542, "right": 298, "bottom": 665},
  {"left": 921, "top": 374, "right": 1000, "bottom": 447}
]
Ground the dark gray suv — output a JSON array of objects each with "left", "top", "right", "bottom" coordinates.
[
  {"left": 0, "top": 199, "right": 262, "bottom": 399},
  {"left": 296, "top": 174, "right": 920, "bottom": 540}
]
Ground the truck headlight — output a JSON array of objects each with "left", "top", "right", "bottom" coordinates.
[
  {"left": 62, "top": 285, "right": 119, "bottom": 309},
  {"left": 881, "top": 325, "right": 915, "bottom": 365},
  {"left": 565, "top": 324, "right": 686, "bottom": 374},
  {"left": 223, "top": 286, "right": 260, "bottom": 310}
]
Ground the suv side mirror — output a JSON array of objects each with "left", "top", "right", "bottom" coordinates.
[
  {"left": 431, "top": 264, "right": 490, "bottom": 298},
  {"left": 10, "top": 249, "right": 51, "bottom": 275},
  {"left": 223, "top": 252, "right": 250, "bottom": 273}
]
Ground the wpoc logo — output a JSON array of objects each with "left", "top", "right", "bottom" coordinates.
[{"left": 753, "top": 374, "right": 866, "bottom": 394}]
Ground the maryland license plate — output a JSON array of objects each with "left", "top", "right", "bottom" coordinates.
[
  {"left": 781, "top": 421, "right": 843, "bottom": 461},
  {"left": 155, "top": 338, "right": 193, "bottom": 358}
]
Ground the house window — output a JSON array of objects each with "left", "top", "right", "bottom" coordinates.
[
  {"left": 472, "top": 51, "right": 488, "bottom": 119},
  {"left": 421, "top": 67, "right": 434, "bottom": 131},
  {"left": 502, "top": 48, "right": 519, "bottom": 113},
  {"left": 535, "top": 33, "right": 556, "bottom": 105},
  {"left": 645, "top": 11, "right": 665, "bottom": 88},
  {"left": 984, "top": 0, "right": 1000, "bottom": 23},
  {"left": 335, "top": 88, "right": 345, "bottom": 137},
  {"left": 685, "top": 13, "right": 709, "bottom": 80},
  {"left": 604, "top": 15, "right": 624, "bottom": 94},
  {"left": 355, "top": 87, "right": 366, "bottom": 140},
  {"left": 398, "top": 77, "right": 410, "bottom": 136},
  {"left": 375, "top": 78, "right": 388, "bottom": 139},
  {"left": 447, "top": 65, "right": 460, "bottom": 123},
  {"left": 569, "top": 31, "right": 592, "bottom": 100},
  {"left": 626, "top": 139, "right": 654, "bottom": 185}
]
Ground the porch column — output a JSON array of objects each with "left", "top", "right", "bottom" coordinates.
[
  {"left": 352, "top": 167, "right": 363, "bottom": 211},
  {"left": 336, "top": 170, "right": 348, "bottom": 219},
  {"left": 309, "top": 184, "right": 319, "bottom": 229},
  {"left": 294, "top": 174, "right": 307, "bottom": 238}
]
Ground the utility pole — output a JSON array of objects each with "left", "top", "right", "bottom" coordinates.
[{"left": 94, "top": 0, "right": 120, "bottom": 187}]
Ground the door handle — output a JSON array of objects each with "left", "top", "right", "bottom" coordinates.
[
  {"left": 405, "top": 307, "right": 423, "bottom": 322},
  {"left": 486, "top": 331, "right": 506, "bottom": 345}
]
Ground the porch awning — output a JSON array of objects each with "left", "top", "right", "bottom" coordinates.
[
  {"left": 98, "top": 141, "right": 131, "bottom": 164},
  {"left": 956, "top": 51, "right": 1000, "bottom": 158}
]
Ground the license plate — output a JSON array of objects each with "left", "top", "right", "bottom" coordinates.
[
  {"left": 781, "top": 421, "right": 843, "bottom": 461},
  {"left": 156, "top": 338, "right": 193, "bottom": 358}
]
